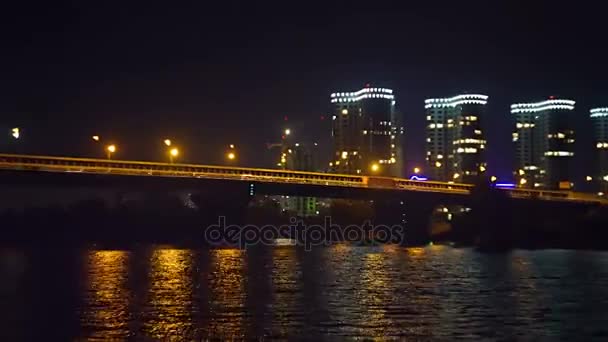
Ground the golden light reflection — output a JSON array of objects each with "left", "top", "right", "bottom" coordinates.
[
  {"left": 208, "top": 249, "right": 246, "bottom": 339},
  {"left": 357, "top": 252, "right": 395, "bottom": 337},
  {"left": 83, "top": 250, "right": 131, "bottom": 340},
  {"left": 271, "top": 248, "right": 300, "bottom": 337},
  {"left": 143, "top": 248, "right": 195, "bottom": 339},
  {"left": 407, "top": 247, "right": 427, "bottom": 258}
]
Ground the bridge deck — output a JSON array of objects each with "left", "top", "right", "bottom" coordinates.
[{"left": 0, "top": 154, "right": 606, "bottom": 205}]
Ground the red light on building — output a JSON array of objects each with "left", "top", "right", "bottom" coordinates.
[
  {"left": 281, "top": 135, "right": 286, "bottom": 140},
  {"left": 320, "top": 115, "right": 325, "bottom": 120},
  {"left": 284, "top": 116, "right": 288, "bottom": 121},
  {"left": 549, "top": 96, "right": 555, "bottom": 99},
  {"left": 365, "top": 83, "right": 371, "bottom": 88}
]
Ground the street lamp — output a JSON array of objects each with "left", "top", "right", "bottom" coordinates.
[
  {"left": 414, "top": 167, "right": 421, "bottom": 174},
  {"left": 164, "top": 139, "right": 172, "bottom": 147},
  {"left": 490, "top": 176, "right": 497, "bottom": 182},
  {"left": 453, "top": 173, "right": 460, "bottom": 180},
  {"left": 520, "top": 178, "right": 528, "bottom": 186},
  {"left": 106, "top": 145, "right": 116, "bottom": 159},
  {"left": 226, "top": 144, "right": 237, "bottom": 162},
  {"left": 92, "top": 135, "right": 100, "bottom": 142},
  {"left": 284, "top": 128, "right": 291, "bottom": 136},
  {"left": 370, "top": 163, "right": 380, "bottom": 173},
  {"left": 169, "top": 148, "right": 179, "bottom": 163},
  {"left": 479, "top": 165, "right": 486, "bottom": 172},
  {"left": 435, "top": 161, "right": 442, "bottom": 168}
]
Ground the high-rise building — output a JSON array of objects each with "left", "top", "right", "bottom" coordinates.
[
  {"left": 591, "top": 107, "right": 608, "bottom": 195},
  {"left": 330, "top": 85, "right": 403, "bottom": 176},
  {"left": 511, "top": 98, "right": 576, "bottom": 190},
  {"left": 279, "top": 142, "right": 318, "bottom": 217},
  {"left": 425, "top": 94, "right": 488, "bottom": 183}
]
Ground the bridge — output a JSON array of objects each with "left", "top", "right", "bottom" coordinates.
[{"left": 0, "top": 153, "right": 606, "bottom": 205}]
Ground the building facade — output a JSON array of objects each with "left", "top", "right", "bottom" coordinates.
[
  {"left": 330, "top": 86, "right": 403, "bottom": 176},
  {"left": 511, "top": 98, "right": 576, "bottom": 189},
  {"left": 279, "top": 142, "right": 318, "bottom": 217},
  {"left": 425, "top": 94, "right": 488, "bottom": 183},
  {"left": 591, "top": 107, "right": 608, "bottom": 195}
]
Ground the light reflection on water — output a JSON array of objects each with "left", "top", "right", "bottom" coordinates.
[
  {"left": 3, "top": 246, "right": 608, "bottom": 339},
  {"left": 142, "top": 248, "right": 196, "bottom": 339},
  {"left": 81, "top": 250, "right": 131, "bottom": 340}
]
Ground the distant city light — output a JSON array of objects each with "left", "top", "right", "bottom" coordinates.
[
  {"left": 229, "top": 144, "right": 235, "bottom": 149},
  {"left": 284, "top": 129, "right": 291, "bottom": 136},
  {"left": 490, "top": 176, "right": 497, "bottom": 182},
  {"left": 170, "top": 148, "right": 179, "bottom": 157},
  {"left": 453, "top": 173, "right": 460, "bottom": 179},
  {"left": 11, "top": 128, "right": 19, "bottom": 139},
  {"left": 586, "top": 176, "right": 593, "bottom": 182},
  {"left": 92, "top": 135, "right": 100, "bottom": 142},
  {"left": 227, "top": 152, "right": 236, "bottom": 160},
  {"left": 164, "top": 139, "right": 172, "bottom": 146},
  {"left": 370, "top": 163, "right": 380, "bottom": 172},
  {"left": 414, "top": 167, "right": 421, "bottom": 174},
  {"left": 520, "top": 178, "right": 528, "bottom": 185},
  {"left": 435, "top": 161, "right": 442, "bottom": 168}
]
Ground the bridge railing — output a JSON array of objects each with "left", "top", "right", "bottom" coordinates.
[
  {"left": 0, "top": 154, "right": 368, "bottom": 188},
  {"left": 1, "top": 153, "right": 606, "bottom": 204}
]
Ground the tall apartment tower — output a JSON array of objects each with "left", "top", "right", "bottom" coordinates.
[
  {"left": 511, "top": 98, "right": 576, "bottom": 189},
  {"left": 425, "top": 94, "right": 488, "bottom": 183},
  {"left": 591, "top": 107, "right": 608, "bottom": 195},
  {"left": 279, "top": 142, "right": 318, "bottom": 217},
  {"left": 330, "top": 85, "right": 404, "bottom": 176}
]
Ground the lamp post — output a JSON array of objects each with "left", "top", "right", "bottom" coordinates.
[
  {"left": 226, "top": 144, "right": 236, "bottom": 163},
  {"left": 106, "top": 145, "right": 116, "bottom": 159},
  {"left": 370, "top": 163, "right": 380, "bottom": 173},
  {"left": 169, "top": 148, "right": 179, "bottom": 163}
]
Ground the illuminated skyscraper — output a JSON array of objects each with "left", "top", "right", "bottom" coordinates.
[
  {"left": 425, "top": 94, "right": 488, "bottom": 183},
  {"left": 279, "top": 142, "right": 318, "bottom": 217},
  {"left": 511, "top": 98, "right": 576, "bottom": 190},
  {"left": 591, "top": 107, "right": 608, "bottom": 195},
  {"left": 330, "top": 85, "right": 403, "bottom": 176}
]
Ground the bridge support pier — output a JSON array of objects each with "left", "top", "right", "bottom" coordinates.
[{"left": 372, "top": 197, "right": 438, "bottom": 245}]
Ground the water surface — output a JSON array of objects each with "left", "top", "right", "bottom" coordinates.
[{"left": 1, "top": 245, "right": 608, "bottom": 340}]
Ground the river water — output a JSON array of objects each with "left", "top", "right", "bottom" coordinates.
[{"left": 1, "top": 245, "right": 608, "bottom": 340}]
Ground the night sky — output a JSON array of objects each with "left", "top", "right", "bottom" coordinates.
[{"left": 1, "top": 1, "right": 606, "bottom": 181}]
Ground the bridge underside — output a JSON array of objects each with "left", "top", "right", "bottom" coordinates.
[
  {"left": 2, "top": 170, "right": 606, "bottom": 248},
  {"left": 0, "top": 169, "right": 471, "bottom": 203}
]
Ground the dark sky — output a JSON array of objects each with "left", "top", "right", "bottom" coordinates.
[{"left": 1, "top": 1, "right": 607, "bottom": 180}]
